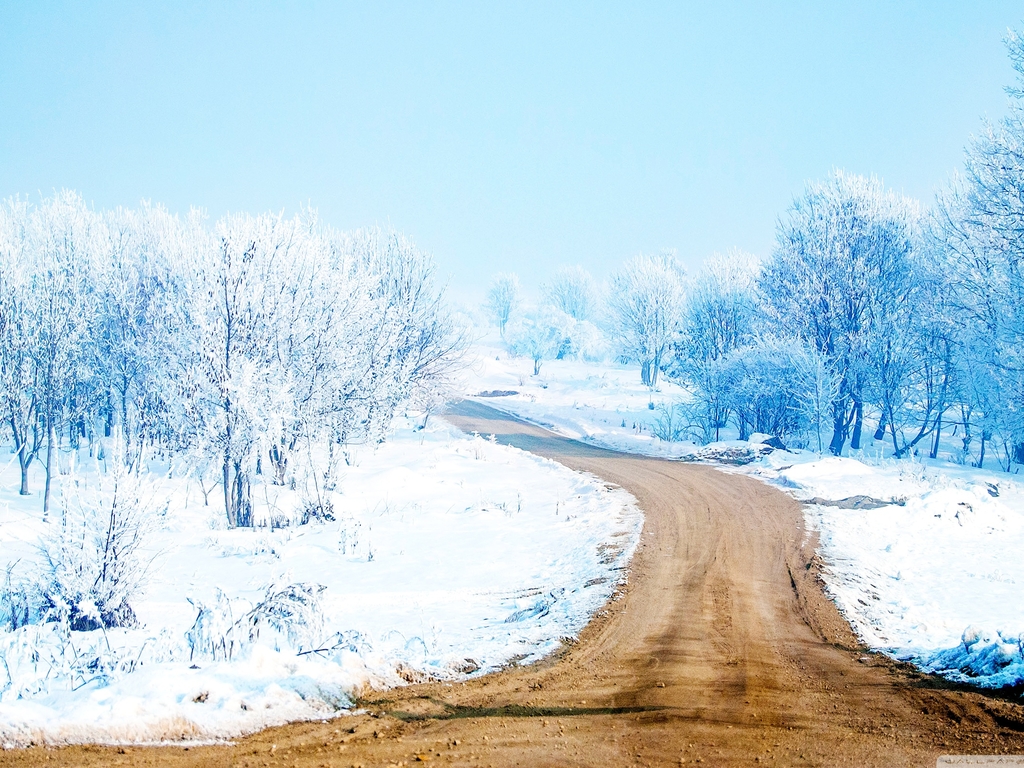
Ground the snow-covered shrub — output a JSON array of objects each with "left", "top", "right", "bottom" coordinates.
[
  {"left": 651, "top": 402, "right": 689, "bottom": 443},
  {"left": 37, "top": 463, "right": 158, "bottom": 631},
  {"left": 246, "top": 583, "right": 326, "bottom": 652},
  {"left": 300, "top": 496, "right": 336, "bottom": 525},
  {"left": 2, "top": 623, "right": 110, "bottom": 700},
  {"left": 185, "top": 589, "right": 241, "bottom": 661},
  {"left": 186, "top": 583, "right": 326, "bottom": 661},
  {"left": 0, "top": 564, "right": 34, "bottom": 631}
]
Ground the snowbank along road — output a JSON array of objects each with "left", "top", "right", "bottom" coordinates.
[{"left": 7, "top": 401, "right": 1024, "bottom": 767}]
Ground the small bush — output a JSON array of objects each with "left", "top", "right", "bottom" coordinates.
[
  {"left": 300, "top": 497, "right": 335, "bottom": 525},
  {"left": 651, "top": 402, "right": 690, "bottom": 442},
  {"left": 0, "top": 564, "right": 35, "bottom": 631},
  {"left": 186, "top": 582, "right": 326, "bottom": 660},
  {"left": 38, "top": 462, "right": 157, "bottom": 631}
]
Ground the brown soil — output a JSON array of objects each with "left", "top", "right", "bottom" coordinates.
[{"left": 6, "top": 401, "right": 1024, "bottom": 767}]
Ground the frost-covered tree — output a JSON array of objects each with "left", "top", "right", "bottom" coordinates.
[
  {"left": 486, "top": 272, "right": 520, "bottom": 338},
  {"left": 92, "top": 204, "right": 184, "bottom": 467},
  {"left": 340, "top": 228, "right": 467, "bottom": 438},
  {"left": 678, "top": 250, "right": 759, "bottom": 366},
  {"left": 506, "top": 309, "right": 571, "bottom": 375},
  {"left": 717, "top": 338, "right": 809, "bottom": 441},
  {"left": 791, "top": 344, "right": 843, "bottom": 453},
  {"left": 175, "top": 212, "right": 294, "bottom": 527},
  {"left": 931, "top": 28, "right": 1024, "bottom": 469},
  {"left": 669, "top": 251, "right": 759, "bottom": 440},
  {"left": 0, "top": 197, "right": 44, "bottom": 497},
  {"left": 609, "top": 253, "right": 686, "bottom": 387},
  {"left": 761, "top": 171, "right": 920, "bottom": 455},
  {"left": 863, "top": 247, "right": 959, "bottom": 459},
  {"left": 0, "top": 194, "right": 466, "bottom": 526},
  {"left": 173, "top": 219, "right": 465, "bottom": 526},
  {"left": 0, "top": 193, "right": 99, "bottom": 514},
  {"left": 544, "top": 265, "right": 595, "bottom": 321}
]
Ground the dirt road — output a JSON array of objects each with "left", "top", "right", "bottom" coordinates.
[{"left": 7, "top": 401, "right": 1024, "bottom": 767}]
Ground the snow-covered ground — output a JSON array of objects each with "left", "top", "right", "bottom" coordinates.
[
  {"left": 0, "top": 418, "right": 642, "bottom": 746},
  {"left": 466, "top": 341, "right": 697, "bottom": 459},
  {"left": 465, "top": 342, "right": 1024, "bottom": 693},
  {"left": 754, "top": 453, "right": 1024, "bottom": 690}
]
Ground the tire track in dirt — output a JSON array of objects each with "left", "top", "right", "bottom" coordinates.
[{"left": 6, "top": 400, "right": 1024, "bottom": 767}]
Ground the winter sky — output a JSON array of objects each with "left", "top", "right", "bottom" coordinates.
[{"left": 1, "top": 2, "right": 1022, "bottom": 295}]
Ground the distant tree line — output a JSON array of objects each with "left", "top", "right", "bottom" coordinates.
[{"left": 485, "top": 30, "right": 1024, "bottom": 470}]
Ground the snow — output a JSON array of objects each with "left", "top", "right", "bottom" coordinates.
[
  {"left": 465, "top": 343, "right": 1024, "bottom": 693},
  {"left": 756, "top": 451, "right": 1024, "bottom": 690},
  {"left": 466, "top": 342, "right": 698, "bottom": 458},
  {"left": 0, "top": 418, "right": 642, "bottom": 746}
]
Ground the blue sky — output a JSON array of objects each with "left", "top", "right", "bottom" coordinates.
[{"left": 1, "top": 2, "right": 1021, "bottom": 296}]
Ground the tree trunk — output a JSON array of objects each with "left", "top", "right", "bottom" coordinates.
[
  {"left": 889, "top": 405, "right": 905, "bottom": 458},
  {"left": 873, "top": 415, "right": 886, "bottom": 441},
  {"left": 12, "top": 419, "right": 32, "bottom": 496},
  {"left": 850, "top": 400, "right": 863, "bottom": 450},
  {"left": 43, "top": 420, "right": 55, "bottom": 518},
  {"left": 223, "top": 454, "right": 234, "bottom": 527},
  {"left": 232, "top": 461, "right": 252, "bottom": 527},
  {"left": 930, "top": 410, "right": 943, "bottom": 460},
  {"left": 269, "top": 443, "right": 288, "bottom": 486},
  {"left": 223, "top": 453, "right": 253, "bottom": 528},
  {"left": 737, "top": 415, "right": 751, "bottom": 441},
  {"left": 1014, "top": 441, "right": 1024, "bottom": 467},
  {"left": 828, "top": 407, "right": 847, "bottom": 456}
]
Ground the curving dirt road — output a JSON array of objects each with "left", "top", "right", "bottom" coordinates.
[{"left": 7, "top": 401, "right": 1024, "bottom": 767}]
